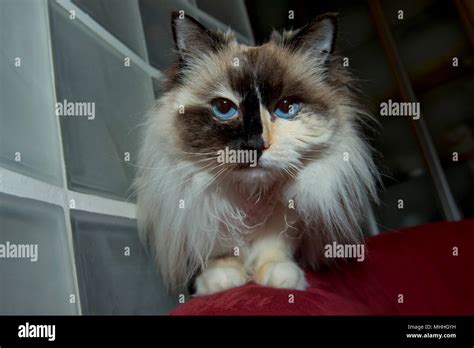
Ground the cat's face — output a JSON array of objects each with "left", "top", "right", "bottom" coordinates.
[{"left": 165, "top": 13, "right": 352, "bottom": 183}]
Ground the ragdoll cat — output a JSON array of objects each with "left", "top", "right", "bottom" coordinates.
[{"left": 135, "top": 12, "right": 379, "bottom": 295}]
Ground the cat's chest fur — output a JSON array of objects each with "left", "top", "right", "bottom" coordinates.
[
  {"left": 211, "top": 181, "right": 296, "bottom": 253},
  {"left": 238, "top": 189, "right": 278, "bottom": 226}
]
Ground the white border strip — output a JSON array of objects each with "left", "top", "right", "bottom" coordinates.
[
  {"left": 1, "top": 167, "right": 66, "bottom": 207},
  {"left": 1, "top": 168, "right": 136, "bottom": 219},
  {"left": 68, "top": 190, "right": 136, "bottom": 220},
  {"left": 47, "top": 0, "right": 83, "bottom": 313},
  {"left": 55, "top": 0, "right": 163, "bottom": 80}
]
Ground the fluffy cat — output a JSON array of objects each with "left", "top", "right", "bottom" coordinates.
[{"left": 134, "top": 12, "right": 379, "bottom": 295}]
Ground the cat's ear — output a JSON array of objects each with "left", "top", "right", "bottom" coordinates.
[
  {"left": 272, "top": 13, "right": 337, "bottom": 63},
  {"left": 171, "top": 12, "right": 229, "bottom": 61}
]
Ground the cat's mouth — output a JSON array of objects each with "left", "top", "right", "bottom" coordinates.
[
  {"left": 234, "top": 162, "right": 264, "bottom": 170},
  {"left": 230, "top": 166, "right": 274, "bottom": 184},
  {"left": 212, "top": 147, "right": 284, "bottom": 177},
  {"left": 232, "top": 159, "right": 278, "bottom": 180}
]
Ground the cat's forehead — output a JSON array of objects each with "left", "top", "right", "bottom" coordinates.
[
  {"left": 191, "top": 43, "right": 317, "bottom": 104},
  {"left": 224, "top": 43, "right": 291, "bottom": 79}
]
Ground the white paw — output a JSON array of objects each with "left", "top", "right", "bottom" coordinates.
[
  {"left": 257, "top": 261, "right": 307, "bottom": 290},
  {"left": 194, "top": 266, "right": 248, "bottom": 296}
]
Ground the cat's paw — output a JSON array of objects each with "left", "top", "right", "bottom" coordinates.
[
  {"left": 194, "top": 266, "right": 248, "bottom": 296},
  {"left": 256, "top": 260, "right": 307, "bottom": 290}
]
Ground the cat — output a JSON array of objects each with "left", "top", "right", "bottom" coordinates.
[{"left": 134, "top": 12, "right": 379, "bottom": 295}]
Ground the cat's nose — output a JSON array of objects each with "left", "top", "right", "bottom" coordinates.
[
  {"left": 247, "top": 135, "right": 269, "bottom": 151},
  {"left": 244, "top": 136, "right": 266, "bottom": 159}
]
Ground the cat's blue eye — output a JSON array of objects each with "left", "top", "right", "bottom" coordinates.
[
  {"left": 274, "top": 97, "right": 301, "bottom": 119},
  {"left": 211, "top": 98, "right": 238, "bottom": 120}
]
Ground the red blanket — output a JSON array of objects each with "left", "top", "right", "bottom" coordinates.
[{"left": 171, "top": 220, "right": 474, "bottom": 315}]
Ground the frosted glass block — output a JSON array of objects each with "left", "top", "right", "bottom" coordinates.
[
  {"left": 196, "top": 0, "right": 253, "bottom": 39},
  {"left": 0, "top": 0, "right": 63, "bottom": 186},
  {"left": 49, "top": 2, "right": 155, "bottom": 200},
  {"left": 70, "top": 210, "right": 177, "bottom": 314},
  {"left": 139, "top": 0, "right": 200, "bottom": 69},
  {"left": 73, "top": 0, "right": 148, "bottom": 59},
  {"left": 0, "top": 193, "right": 78, "bottom": 314}
]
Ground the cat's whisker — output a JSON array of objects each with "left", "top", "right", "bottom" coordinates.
[
  {"left": 187, "top": 163, "right": 227, "bottom": 200},
  {"left": 287, "top": 163, "right": 301, "bottom": 176},
  {"left": 132, "top": 161, "right": 216, "bottom": 197},
  {"left": 218, "top": 167, "right": 232, "bottom": 186},
  {"left": 181, "top": 151, "right": 219, "bottom": 156},
  {"left": 125, "top": 156, "right": 218, "bottom": 171},
  {"left": 114, "top": 151, "right": 217, "bottom": 170},
  {"left": 282, "top": 167, "right": 297, "bottom": 181},
  {"left": 146, "top": 161, "right": 218, "bottom": 197},
  {"left": 288, "top": 162, "right": 301, "bottom": 171},
  {"left": 207, "top": 166, "right": 230, "bottom": 193},
  {"left": 299, "top": 156, "right": 323, "bottom": 161},
  {"left": 129, "top": 157, "right": 219, "bottom": 196},
  {"left": 301, "top": 148, "right": 328, "bottom": 153}
]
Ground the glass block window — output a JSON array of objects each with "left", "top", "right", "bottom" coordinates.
[{"left": 0, "top": 0, "right": 254, "bottom": 315}]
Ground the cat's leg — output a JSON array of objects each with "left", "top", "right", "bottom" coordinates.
[
  {"left": 247, "top": 234, "right": 307, "bottom": 290},
  {"left": 194, "top": 256, "right": 248, "bottom": 296}
]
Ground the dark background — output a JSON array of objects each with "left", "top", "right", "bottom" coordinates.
[{"left": 243, "top": 0, "right": 473, "bottom": 231}]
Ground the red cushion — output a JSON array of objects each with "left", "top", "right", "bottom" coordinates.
[{"left": 170, "top": 219, "right": 474, "bottom": 315}]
